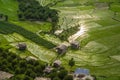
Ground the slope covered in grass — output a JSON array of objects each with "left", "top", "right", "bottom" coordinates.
[{"left": 0, "top": 0, "right": 18, "bottom": 20}]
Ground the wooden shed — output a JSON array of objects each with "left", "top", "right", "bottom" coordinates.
[
  {"left": 17, "top": 43, "right": 27, "bottom": 50},
  {"left": 0, "top": 71, "right": 13, "bottom": 80},
  {"left": 43, "top": 66, "right": 53, "bottom": 74},
  {"left": 53, "top": 60, "right": 61, "bottom": 67},
  {"left": 34, "top": 77, "right": 51, "bottom": 80},
  {"left": 71, "top": 41, "right": 80, "bottom": 49},
  {"left": 56, "top": 44, "right": 67, "bottom": 54}
]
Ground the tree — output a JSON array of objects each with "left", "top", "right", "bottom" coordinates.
[
  {"left": 5, "top": 15, "right": 8, "bottom": 21},
  {"left": 48, "top": 72, "right": 58, "bottom": 80},
  {"left": 64, "top": 75, "right": 73, "bottom": 80},
  {"left": 58, "top": 69, "right": 68, "bottom": 79},
  {"left": 69, "top": 58, "right": 75, "bottom": 67},
  {"left": 53, "top": 77, "right": 61, "bottom": 80}
]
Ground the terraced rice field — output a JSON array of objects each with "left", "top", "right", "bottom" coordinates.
[{"left": 0, "top": 0, "right": 120, "bottom": 79}]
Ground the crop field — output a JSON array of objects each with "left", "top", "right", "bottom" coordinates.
[{"left": 0, "top": 0, "right": 120, "bottom": 79}]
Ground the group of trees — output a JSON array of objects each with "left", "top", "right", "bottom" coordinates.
[
  {"left": 57, "top": 25, "right": 79, "bottom": 41},
  {"left": 0, "top": 47, "right": 75, "bottom": 80},
  {"left": 47, "top": 67, "right": 73, "bottom": 80},
  {"left": 0, "top": 48, "right": 46, "bottom": 80},
  {"left": 17, "top": 0, "right": 59, "bottom": 32}
]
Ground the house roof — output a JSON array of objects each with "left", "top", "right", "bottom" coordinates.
[
  {"left": 43, "top": 66, "right": 53, "bottom": 73},
  {"left": 74, "top": 68, "right": 89, "bottom": 75},
  {"left": 34, "top": 77, "right": 51, "bottom": 80},
  {"left": 56, "top": 44, "right": 67, "bottom": 50},
  {"left": 54, "top": 60, "right": 61, "bottom": 65},
  {"left": 17, "top": 43, "right": 26, "bottom": 47},
  {"left": 0, "top": 71, "right": 13, "bottom": 80},
  {"left": 71, "top": 41, "right": 79, "bottom": 45}
]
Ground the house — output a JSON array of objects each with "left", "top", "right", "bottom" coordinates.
[
  {"left": 53, "top": 60, "right": 61, "bottom": 67},
  {"left": 0, "top": 71, "right": 13, "bottom": 80},
  {"left": 43, "top": 66, "right": 53, "bottom": 74},
  {"left": 74, "top": 68, "right": 93, "bottom": 80},
  {"left": 34, "top": 77, "right": 51, "bottom": 80},
  {"left": 71, "top": 41, "right": 80, "bottom": 49},
  {"left": 55, "top": 44, "right": 67, "bottom": 54},
  {"left": 17, "top": 43, "right": 27, "bottom": 50}
]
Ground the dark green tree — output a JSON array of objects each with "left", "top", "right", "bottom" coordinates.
[
  {"left": 58, "top": 69, "right": 68, "bottom": 79},
  {"left": 53, "top": 77, "right": 61, "bottom": 80},
  {"left": 69, "top": 58, "right": 75, "bottom": 67},
  {"left": 64, "top": 75, "right": 73, "bottom": 80}
]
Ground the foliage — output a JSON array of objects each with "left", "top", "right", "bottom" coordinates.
[
  {"left": 0, "top": 48, "right": 46, "bottom": 80},
  {"left": 63, "top": 75, "right": 73, "bottom": 80},
  {"left": 17, "top": 0, "right": 59, "bottom": 32},
  {"left": 58, "top": 25, "right": 79, "bottom": 41},
  {"left": 69, "top": 58, "right": 75, "bottom": 67},
  {"left": 58, "top": 69, "right": 68, "bottom": 79},
  {"left": 0, "top": 21, "right": 56, "bottom": 49}
]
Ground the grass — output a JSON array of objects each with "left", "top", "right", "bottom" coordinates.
[
  {"left": 0, "top": 0, "right": 120, "bottom": 79},
  {"left": 11, "top": 21, "right": 52, "bottom": 33},
  {"left": 2, "top": 32, "right": 57, "bottom": 63},
  {"left": 52, "top": 1, "right": 120, "bottom": 78},
  {"left": 0, "top": 21, "right": 56, "bottom": 49},
  {"left": 0, "top": 0, "right": 18, "bottom": 20}
]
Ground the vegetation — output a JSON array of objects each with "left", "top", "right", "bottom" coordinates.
[
  {"left": 0, "top": 0, "right": 120, "bottom": 80},
  {"left": 0, "top": 48, "right": 46, "bottom": 80},
  {"left": 0, "top": 13, "right": 8, "bottom": 21},
  {"left": 69, "top": 58, "right": 75, "bottom": 68},
  {"left": 57, "top": 25, "right": 79, "bottom": 41},
  {"left": 17, "top": 0, "right": 59, "bottom": 33},
  {"left": 0, "top": 21, "right": 56, "bottom": 49}
]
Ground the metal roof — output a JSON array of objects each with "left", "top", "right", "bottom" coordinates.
[{"left": 74, "top": 68, "right": 89, "bottom": 75}]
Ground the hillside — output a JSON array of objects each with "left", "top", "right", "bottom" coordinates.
[{"left": 0, "top": 0, "right": 120, "bottom": 80}]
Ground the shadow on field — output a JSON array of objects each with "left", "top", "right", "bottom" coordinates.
[{"left": 0, "top": 21, "right": 56, "bottom": 49}]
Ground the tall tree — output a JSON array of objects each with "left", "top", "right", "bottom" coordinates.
[{"left": 69, "top": 58, "right": 75, "bottom": 67}]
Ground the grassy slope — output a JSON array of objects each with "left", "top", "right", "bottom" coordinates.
[{"left": 0, "top": 0, "right": 18, "bottom": 20}]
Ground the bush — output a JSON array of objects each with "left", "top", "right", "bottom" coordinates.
[
  {"left": 58, "top": 69, "right": 68, "bottom": 79},
  {"left": 64, "top": 75, "right": 73, "bottom": 80},
  {"left": 58, "top": 25, "right": 79, "bottom": 41}
]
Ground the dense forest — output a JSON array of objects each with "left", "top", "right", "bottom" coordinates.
[{"left": 17, "top": 0, "right": 58, "bottom": 22}]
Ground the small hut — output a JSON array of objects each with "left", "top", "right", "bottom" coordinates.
[
  {"left": 34, "top": 77, "right": 51, "bottom": 80},
  {"left": 71, "top": 41, "right": 80, "bottom": 49},
  {"left": 43, "top": 66, "right": 53, "bottom": 74},
  {"left": 17, "top": 43, "right": 27, "bottom": 50},
  {"left": 56, "top": 44, "right": 67, "bottom": 54},
  {"left": 0, "top": 71, "right": 13, "bottom": 80},
  {"left": 53, "top": 60, "right": 61, "bottom": 67}
]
